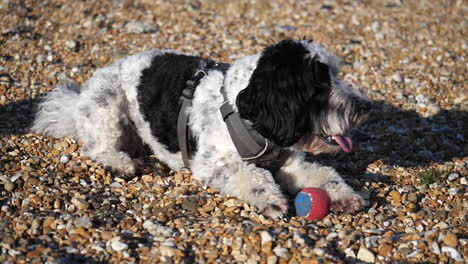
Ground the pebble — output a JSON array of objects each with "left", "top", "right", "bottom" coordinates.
[
  {"left": 357, "top": 247, "right": 375, "bottom": 263},
  {"left": 110, "top": 238, "right": 128, "bottom": 252},
  {"left": 4, "top": 180, "right": 15, "bottom": 192},
  {"left": 260, "top": 230, "right": 273, "bottom": 244},
  {"left": 125, "top": 20, "right": 158, "bottom": 34},
  {"left": 378, "top": 243, "right": 392, "bottom": 256},
  {"left": 142, "top": 220, "right": 174, "bottom": 237},
  {"left": 273, "top": 246, "right": 288, "bottom": 258},
  {"left": 447, "top": 173, "right": 459, "bottom": 181},
  {"left": 71, "top": 197, "right": 89, "bottom": 211},
  {"left": 441, "top": 247, "right": 463, "bottom": 262},
  {"left": 389, "top": 190, "right": 402, "bottom": 203},
  {"left": 443, "top": 232, "right": 458, "bottom": 247},
  {"left": 60, "top": 154, "right": 70, "bottom": 164},
  {"left": 74, "top": 217, "right": 92, "bottom": 229},
  {"left": 460, "top": 177, "right": 467, "bottom": 185},
  {"left": 431, "top": 242, "right": 441, "bottom": 255}
]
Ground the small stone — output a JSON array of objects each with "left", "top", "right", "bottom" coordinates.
[
  {"left": 407, "top": 193, "right": 420, "bottom": 203},
  {"left": 378, "top": 243, "right": 392, "bottom": 256},
  {"left": 273, "top": 246, "right": 289, "bottom": 258},
  {"left": 182, "top": 195, "right": 200, "bottom": 211},
  {"left": 293, "top": 231, "right": 306, "bottom": 246},
  {"left": 443, "top": 232, "right": 458, "bottom": 247},
  {"left": 65, "top": 40, "right": 77, "bottom": 49},
  {"left": 141, "top": 175, "right": 153, "bottom": 183},
  {"left": 460, "top": 177, "right": 467, "bottom": 185},
  {"left": 74, "top": 217, "right": 92, "bottom": 229},
  {"left": 266, "top": 255, "right": 278, "bottom": 264},
  {"left": 160, "top": 245, "right": 176, "bottom": 256},
  {"left": 260, "top": 230, "right": 273, "bottom": 244},
  {"left": 357, "top": 247, "right": 375, "bottom": 263},
  {"left": 398, "top": 247, "right": 412, "bottom": 256},
  {"left": 125, "top": 20, "right": 158, "bottom": 34},
  {"left": 4, "top": 180, "right": 15, "bottom": 192},
  {"left": 27, "top": 177, "right": 39, "bottom": 186},
  {"left": 110, "top": 238, "right": 128, "bottom": 251},
  {"left": 441, "top": 246, "right": 463, "bottom": 262},
  {"left": 60, "top": 154, "right": 70, "bottom": 164},
  {"left": 143, "top": 220, "right": 174, "bottom": 237},
  {"left": 447, "top": 188, "right": 458, "bottom": 195},
  {"left": 447, "top": 173, "right": 459, "bottom": 181},
  {"left": 110, "top": 182, "right": 122, "bottom": 188},
  {"left": 435, "top": 209, "right": 447, "bottom": 219},
  {"left": 71, "top": 197, "right": 89, "bottom": 211},
  {"left": 345, "top": 248, "right": 356, "bottom": 258},
  {"left": 431, "top": 241, "right": 441, "bottom": 255},
  {"left": 389, "top": 190, "right": 402, "bottom": 203},
  {"left": 405, "top": 226, "right": 416, "bottom": 233}
]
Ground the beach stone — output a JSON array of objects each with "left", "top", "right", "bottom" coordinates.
[
  {"left": 357, "top": 247, "right": 375, "bottom": 263},
  {"left": 443, "top": 232, "right": 458, "bottom": 247},
  {"left": 71, "top": 198, "right": 89, "bottom": 211},
  {"left": 110, "top": 238, "right": 128, "bottom": 252},
  {"left": 4, "top": 180, "right": 15, "bottom": 192},
  {"left": 378, "top": 243, "right": 392, "bottom": 256},
  {"left": 389, "top": 190, "right": 402, "bottom": 203}
]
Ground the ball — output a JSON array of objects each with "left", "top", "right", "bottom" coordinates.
[{"left": 295, "top": 187, "right": 330, "bottom": 220}]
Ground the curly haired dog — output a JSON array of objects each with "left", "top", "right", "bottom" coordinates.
[{"left": 33, "top": 39, "right": 370, "bottom": 218}]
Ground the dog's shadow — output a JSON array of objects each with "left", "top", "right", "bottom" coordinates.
[
  {"left": 311, "top": 101, "right": 467, "bottom": 183},
  {"left": 0, "top": 96, "right": 39, "bottom": 136}
]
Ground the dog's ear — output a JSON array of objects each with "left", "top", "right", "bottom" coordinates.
[{"left": 236, "top": 39, "right": 331, "bottom": 146}]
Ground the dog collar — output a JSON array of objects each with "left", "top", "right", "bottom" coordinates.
[{"left": 177, "top": 60, "right": 290, "bottom": 170}]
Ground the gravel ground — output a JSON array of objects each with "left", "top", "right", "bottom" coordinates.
[{"left": 0, "top": 0, "right": 467, "bottom": 263}]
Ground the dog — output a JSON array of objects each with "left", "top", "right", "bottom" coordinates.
[{"left": 32, "top": 39, "right": 370, "bottom": 218}]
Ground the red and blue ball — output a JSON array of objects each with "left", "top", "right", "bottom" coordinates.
[{"left": 295, "top": 187, "right": 330, "bottom": 220}]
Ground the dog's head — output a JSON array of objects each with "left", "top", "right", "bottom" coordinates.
[{"left": 236, "top": 39, "right": 370, "bottom": 154}]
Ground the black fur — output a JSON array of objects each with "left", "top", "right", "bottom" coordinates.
[
  {"left": 236, "top": 39, "right": 332, "bottom": 147},
  {"left": 137, "top": 53, "right": 208, "bottom": 154}
]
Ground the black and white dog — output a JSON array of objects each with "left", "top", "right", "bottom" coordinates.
[{"left": 33, "top": 39, "right": 370, "bottom": 218}]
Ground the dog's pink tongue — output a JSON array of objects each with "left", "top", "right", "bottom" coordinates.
[{"left": 332, "top": 135, "right": 353, "bottom": 152}]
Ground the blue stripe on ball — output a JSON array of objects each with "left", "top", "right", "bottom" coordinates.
[{"left": 295, "top": 192, "right": 312, "bottom": 217}]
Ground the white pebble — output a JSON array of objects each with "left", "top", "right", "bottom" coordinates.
[
  {"left": 273, "top": 246, "right": 289, "bottom": 257},
  {"left": 357, "top": 247, "right": 375, "bottom": 263},
  {"left": 407, "top": 251, "right": 420, "bottom": 258},
  {"left": 405, "top": 226, "right": 416, "bottom": 233},
  {"left": 60, "top": 154, "right": 70, "bottom": 164},
  {"left": 441, "top": 246, "right": 462, "bottom": 262},
  {"left": 110, "top": 239, "right": 128, "bottom": 251},
  {"left": 143, "top": 220, "right": 174, "bottom": 237},
  {"left": 447, "top": 173, "right": 459, "bottom": 181},
  {"left": 66, "top": 40, "right": 77, "bottom": 49},
  {"left": 110, "top": 182, "right": 122, "bottom": 188},
  {"left": 431, "top": 242, "right": 441, "bottom": 255},
  {"left": 345, "top": 248, "right": 356, "bottom": 258},
  {"left": 313, "top": 248, "right": 325, "bottom": 256},
  {"left": 460, "top": 177, "right": 467, "bottom": 185},
  {"left": 260, "top": 230, "right": 273, "bottom": 244},
  {"left": 326, "top": 232, "right": 338, "bottom": 240},
  {"left": 447, "top": 188, "right": 458, "bottom": 195}
]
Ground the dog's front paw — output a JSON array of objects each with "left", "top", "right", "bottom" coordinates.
[
  {"left": 261, "top": 198, "right": 289, "bottom": 219},
  {"left": 330, "top": 193, "right": 365, "bottom": 214}
]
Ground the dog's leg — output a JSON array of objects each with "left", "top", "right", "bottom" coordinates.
[
  {"left": 74, "top": 76, "right": 135, "bottom": 176},
  {"left": 275, "top": 152, "right": 365, "bottom": 213},
  {"left": 206, "top": 162, "right": 288, "bottom": 219}
]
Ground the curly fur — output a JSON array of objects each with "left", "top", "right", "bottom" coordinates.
[{"left": 32, "top": 39, "right": 371, "bottom": 218}]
